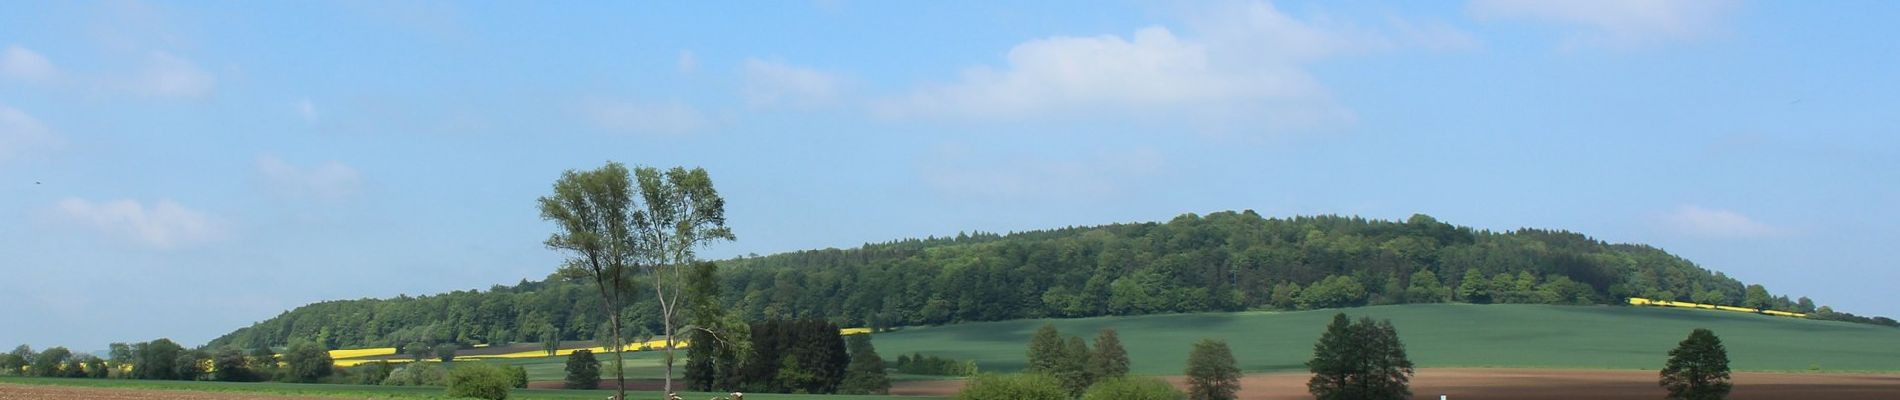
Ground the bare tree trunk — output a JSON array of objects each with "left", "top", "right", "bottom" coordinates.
[{"left": 611, "top": 307, "right": 625, "bottom": 400}]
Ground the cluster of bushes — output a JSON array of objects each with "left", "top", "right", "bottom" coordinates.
[
  {"left": 892, "top": 353, "right": 978, "bottom": 376},
  {"left": 957, "top": 318, "right": 1417, "bottom": 400},
  {"left": 0, "top": 345, "right": 105, "bottom": 378},
  {"left": 681, "top": 319, "right": 860, "bottom": 394},
  {"left": 1, "top": 338, "right": 338, "bottom": 383}
]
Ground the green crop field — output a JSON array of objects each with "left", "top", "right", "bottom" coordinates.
[
  {"left": 0, "top": 376, "right": 934, "bottom": 399},
  {"left": 872, "top": 303, "right": 1900, "bottom": 376},
  {"left": 475, "top": 350, "right": 680, "bottom": 383}
]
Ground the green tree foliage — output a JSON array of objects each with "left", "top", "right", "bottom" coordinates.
[
  {"left": 892, "top": 353, "right": 977, "bottom": 376},
  {"left": 211, "top": 347, "right": 253, "bottom": 382},
  {"left": 685, "top": 262, "right": 751, "bottom": 392},
  {"left": 1088, "top": 329, "right": 1129, "bottom": 380},
  {"left": 173, "top": 350, "right": 206, "bottom": 381},
  {"left": 434, "top": 343, "right": 459, "bottom": 362},
  {"left": 403, "top": 342, "right": 431, "bottom": 362},
  {"left": 80, "top": 355, "right": 107, "bottom": 378},
  {"left": 281, "top": 339, "right": 334, "bottom": 383},
  {"left": 1307, "top": 314, "right": 1414, "bottom": 400},
  {"left": 539, "top": 162, "right": 735, "bottom": 398},
  {"left": 539, "top": 161, "right": 642, "bottom": 400},
  {"left": 504, "top": 365, "right": 528, "bottom": 388},
  {"left": 0, "top": 353, "right": 20, "bottom": 376},
  {"left": 1056, "top": 336, "right": 1094, "bottom": 396},
  {"left": 383, "top": 362, "right": 447, "bottom": 386},
  {"left": 564, "top": 349, "right": 600, "bottom": 389},
  {"left": 208, "top": 212, "right": 1886, "bottom": 351},
  {"left": 355, "top": 361, "right": 396, "bottom": 385},
  {"left": 446, "top": 363, "right": 514, "bottom": 400},
  {"left": 30, "top": 346, "right": 70, "bottom": 377},
  {"left": 954, "top": 374, "right": 1069, "bottom": 400},
  {"left": 1185, "top": 339, "right": 1240, "bottom": 400},
  {"left": 248, "top": 347, "right": 278, "bottom": 381},
  {"left": 1082, "top": 377, "right": 1187, "bottom": 400},
  {"left": 1405, "top": 269, "right": 1449, "bottom": 303},
  {"left": 738, "top": 319, "right": 850, "bottom": 394},
  {"left": 1268, "top": 282, "right": 1301, "bottom": 309},
  {"left": 1742, "top": 285, "right": 1772, "bottom": 310},
  {"left": 1298, "top": 275, "right": 1367, "bottom": 309},
  {"left": 839, "top": 334, "right": 891, "bottom": 395},
  {"left": 1661, "top": 329, "right": 1732, "bottom": 400},
  {"left": 1025, "top": 323, "right": 1065, "bottom": 374},
  {"left": 132, "top": 339, "right": 184, "bottom": 380}
]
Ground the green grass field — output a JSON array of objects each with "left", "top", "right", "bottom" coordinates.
[
  {"left": 0, "top": 376, "right": 932, "bottom": 399},
  {"left": 871, "top": 303, "right": 1900, "bottom": 375},
  {"left": 475, "top": 350, "right": 680, "bottom": 382}
]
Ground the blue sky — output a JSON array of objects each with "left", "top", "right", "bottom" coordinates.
[{"left": 2, "top": 0, "right": 1895, "bottom": 349}]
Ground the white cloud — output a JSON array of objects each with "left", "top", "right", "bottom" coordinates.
[
  {"left": 0, "top": 104, "right": 61, "bottom": 163},
  {"left": 581, "top": 98, "right": 710, "bottom": 135},
  {"left": 1469, "top": 0, "right": 1738, "bottom": 47},
  {"left": 873, "top": 1, "right": 1465, "bottom": 132},
  {"left": 1659, "top": 205, "right": 1779, "bottom": 239},
  {"left": 256, "top": 155, "right": 362, "bottom": 202},
  {"left": 1, "top": 45, "right": 59, "bottom": 83},
  {"left": 55, "top": 198, "right": 227, "bottom": 249},
  {"left": 296, "top": 99, "right": 318, "bottom": 123},
  {"left": 678, "top": 50, "right": 699, "bottom": 73},
  {"left": 741, "top": 58, "right": 844, "bottom": 108},
  {"left": 135, "top": 50, "right": 215, "bottom": 98}
]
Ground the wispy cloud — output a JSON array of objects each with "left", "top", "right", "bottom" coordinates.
[
  {"left": 1469, "top": 0, "right": 1739, "bottom": 48},
  {"left": 1, "top": 45, "right": 59, "bottom": 83},
  {"left": 1658, "top": 205, "right": 1780, "bottom": 239},
  {"left": 581, "top": 97, "right": 711, "bottom": 136},
  {"left": 133, "top": 50, "right": 215, "bottom": 99},
  {"left": 741, "top": 58, "right": 844, "bottom": 108},
  {"left": 256, "top": 155, "right": 362, "bottom": 202},
  {"left": 873, "top": 1, "right": 1470, "bottom": 134},
  {"left": 0, "top": 104, "right": 62, "bottom": 163},
  {"left": 296, "top": 99, "right": 319, "bottom": 123},
  {"left": 678, "top": 50, "right": 699, "bottom": 73},
  {"left": 54, "top": 198, "right": 227, "bottom": 249}
]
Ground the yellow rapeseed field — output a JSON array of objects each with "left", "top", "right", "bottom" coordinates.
[
  {"left": 319, "top": 327, "right": 869, "bottom": 365},
  {"left": 1627, "top": 297, "right": 1807, "bottom": 318}
]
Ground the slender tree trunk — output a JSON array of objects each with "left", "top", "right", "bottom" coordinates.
[{"left": 611, "top": 307, "right": 625, "bottom": 400}]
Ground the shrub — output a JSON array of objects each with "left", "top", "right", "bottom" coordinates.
[
  {"left": 954, "top": 374, "right": 1068, "bottom": 400},
  {"left": 564, "top": 349, "right": 600, "bottom": 389},
  {"left": 1083, "top": 377, "right": 1187, "bottom": 400},
  {"left": 435, "top": 343, "right": 460, "bottom": 363},
  {"left": 446, "top": 363, "right": 514, "bottom": 400},
  {"left": 504, "top": 365, "right": 528, "bottom": 388},
  {"left": 383, "top": 363, "right": 447, "bottom": 386}
]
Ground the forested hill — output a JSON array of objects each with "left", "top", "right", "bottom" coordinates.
[{"left": 211, "top": 211, "right": 1867, "bottom": 350}]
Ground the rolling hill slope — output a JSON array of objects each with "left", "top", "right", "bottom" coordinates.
[
  {"left": 870, "top": 304, "right": 1900, "bottom": 375},
  {"left": 212, "top": 211, "right": 1892, "bottom": 350}
]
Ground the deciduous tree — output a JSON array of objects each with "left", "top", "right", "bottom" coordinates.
[
  {"left": 1661, "top": 329, "right": 1731, "bottom": 400},
  {"left": 1185, "top": 339, "right": 1240, "bottom": 400}
]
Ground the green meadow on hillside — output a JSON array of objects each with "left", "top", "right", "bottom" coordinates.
[{"left": 870, "top": 303, "right": 1900, "bottom": 376}]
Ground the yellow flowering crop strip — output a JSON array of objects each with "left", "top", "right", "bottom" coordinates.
[
  {"left": 1627, "top": 297, "right": 1806, "bottom": 318},
  {"left": 328, "top": 347, "right": 397, "bottom": 360}
]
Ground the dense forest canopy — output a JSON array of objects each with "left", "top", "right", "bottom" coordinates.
[{"left": 210, "top": 211, "right": 1875, "bottom": 350}]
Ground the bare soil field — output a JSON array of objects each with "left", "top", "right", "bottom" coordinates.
[
  {"left": 0, "top": 383, "right": 333, "bottom": 400},
  {"left": 891, "top": 368, "right": 1900, "bottom": 399}
]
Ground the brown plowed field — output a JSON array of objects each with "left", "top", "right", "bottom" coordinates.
[
  {"left": 0, "top": 383, "right": 334, "bottom": 400},
  {"left": 891, "top": 368, "right": 1900, "bottom": 399}
]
